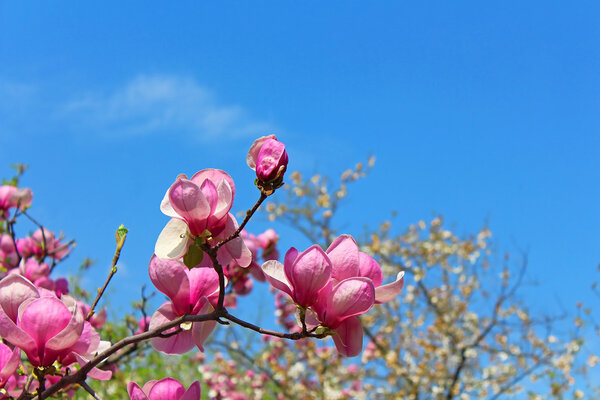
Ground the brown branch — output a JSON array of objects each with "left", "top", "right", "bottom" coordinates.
[{"left": 215, "top": 192, "right": 267, "bottom": 250}]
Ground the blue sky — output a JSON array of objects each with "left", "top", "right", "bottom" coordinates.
[{"left": 1, "top": 1, "right": 599, "bottom": 360}]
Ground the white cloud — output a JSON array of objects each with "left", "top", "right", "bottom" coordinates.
[{"left": 60, "top": 75, "right": 273, "bottom": 140}]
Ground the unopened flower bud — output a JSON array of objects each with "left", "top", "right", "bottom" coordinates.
[{"left": 247, "top": 135, "right": 289, "bottom": 184}]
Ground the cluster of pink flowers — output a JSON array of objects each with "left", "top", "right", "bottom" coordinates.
[
  {"left": 262, "top": 235, "right": 404, "bottom": 356},
  {"left": 0, "top": 185, "right": 111, "bottom": 398},
  {"left": 222, "top": 228, "right": 279, "bottom": 306},
  {"left": 0, "top": 134, "right": 406, "bottom": 397},
  {"left": 0, "top": 185, "right": 32, "bottom": 220}
]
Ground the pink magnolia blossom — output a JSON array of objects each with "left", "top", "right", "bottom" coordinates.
[
  {"left": 155, "top": 169, "right": 251, "bottom": 268},
  {"left": 17, "top": 229, "right": 72, "bottom": 261},
  {"left": 247, "top": 135, "right": 288, "bottom": 183},
  {"left": 0, "top": 342, "right": 20, "bottom": 389},
  {"left": 0, "top": 275, "right": 110, "bottom": 379},
  {"left": 326, "top": 235, "right": 404, "bottom": 304},
  {"left": 0, "top": 186, "right": 32, "bottom": 218},
  {"left": 128, "top": 378, "right": 201, "bottom": 400},
  {"left": 311, "top": 277, "right": 375, "bottom": 357},
  {"left": 148, "top": 256, "right": 218, "bottom": 354},
  {"left": 262, "top": 234, "right": 404, "bottom": 357},
  {"left": 261, "top": 245, "right": 332, "bottom": 308},
  {"left": 34, "top": 276, "right": 69, "bottom": 297},
  {"left": 18, "top": 258, "right": 50, "bottom": 281}
]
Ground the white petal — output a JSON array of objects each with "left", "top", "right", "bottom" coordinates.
[{"left": 155, "top": 219, "right": 191, "bottom": 259}]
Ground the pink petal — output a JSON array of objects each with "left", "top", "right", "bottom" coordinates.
[
  {"left": 0, "top": 344, "right": 20, "bottom": 381},
  {"left": 188, "top": 268, "right": 220, "bottom": 311},
  {"left": 19, "top": 297, "right": 71, "bottom": 348},
  {"left": 327, "top": 277, "right": 375, "bottom": 327},
  {"left": 256, "top": 139, "right": 288, "bottom": 182},
  {"left": 358, "top": 252, "right": 383, "bottom": 287},
  {"left": 128, "top": 382, "right": 150, "bottom": 400},
  {"left": 246, "top": 135, "right": 277, "bottom": 169},
  {"left": 0, "top": 274, "right": 39, "bottom": 322},
  {"left": 200, "top": 179, "right": 218, "bottom": 216},
  {"left": 155, "top": 219, "right": 192, "bottom": 260},
  {"left": 375, "top": 271, "right": 405, "bottom": 304},
  {"left": 168, "top": 179, "right": 211, "bottom": 235},
  {"left": 283, "top": 247, "right": 299, "bottom": 272},
  {"left": 287, "top": 245, "right": 332, "bottom": 308},
  {"left": 332, "top": 316, "right": 363, "bottom": 357},
  {"left": 326, "top": 235, "right": 360, "bottom": 282},
  {"left": 190, "top": 169, "right": 236, "bottom": 200},
  {"left": 148, "top": 256, "right": 191, "bottom": 315},
  {"left": 65, "top": 321, "right": 99, "bottom": 360},
  {"left": 213, "top": 179, "right": 233, "bottom": 220},
  {"left": 149, "top": 303, "right": 195, "bottom": 355},
  {"left": 191, "top": 300, "right": 216, "bottom": 352},
  {"left": 216, "top": 214, "right": 252, "bottom": 268},
  {"left": 0, "top": 307, "right": 36, "bottom": 361},
  {"left": 74, "top": 353, "right": 112, "bottom": 381},
  {"left": 44, "top": 301, "right": 85, "bottom": 364},
  {"left": 148, "top": 377, "right": 185, "bottom": 400},
  {"left": 160, "top": 174, "right": 189, "bottom": 218},
  {"left": 261, "top": 260, "right": 292, "bottom": 297},
  {"left": 180, "top": 381, "right": 201, "bottom": 400},
  {"left": 142, "top": 381, "right": 158, "bottom": 395}
]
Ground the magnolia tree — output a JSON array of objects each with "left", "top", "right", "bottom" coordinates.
[
  {"left": 0, "top": 136, "right": 405, "bottom": 400},
  {"left": 0, "top": 137, "right": 595, "bottom": 400}
]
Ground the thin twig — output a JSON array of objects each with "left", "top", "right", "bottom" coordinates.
[
  {"left": 215, "top": 192, "right": 267, "bottom": 250},
  {"left": 86, "top": 226, "right": 127, "bottom": 321}
]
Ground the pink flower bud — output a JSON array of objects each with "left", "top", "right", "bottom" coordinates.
[
  {"left": 247, "top": 135, "right": 288, "bottom": 183},
  {"left": 128, "top": 378, "right": 201, "bottom": 400}
]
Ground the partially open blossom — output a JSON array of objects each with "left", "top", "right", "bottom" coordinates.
[
  {"left": 148, "top": 256, "right": 218, "bottom": 354},
  {"left": 17, "top": 228, "right": 72, "bottom": 261},
  {"left": 0, "top": 274, "right": 82, "bottom": 367},
  {"left": 326, "top": 235, "right": 404, "bottom": 304},
  {"left": 149, "top": 256, "right": 222, "bottom": 313},
  {"left": 262, "top": 245, "right": 332, "bottom": 308},
  {"left": 262, "top": 234, "right": 404, "bottom": 357},
  {"left": 0, "top": 186, "right": 32, "bottom": 219},
  {"left": 0, "top": 275, "right": 110, "bottom": 379},
  {"left": 128, "top": 378, "right": 201, "bottom": 400},
  {"left": 155, "top": 169, "right": 251, "bottom": 268},
  {"left": 247, "top": 135, "right": 288, "bottom": 183},
  {"left": 18, "top": 258, "right": 50, "bottom": 282},
  {"left": 311, "top": 277, "right": 375, "bottom": 357}
]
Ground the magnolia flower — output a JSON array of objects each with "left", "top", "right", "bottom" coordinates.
[
  {"left": 0, "top": 186, "right": 32, "bottom": 218},
  {"left": 261, "top": 245, "right": 332, "bottom": 308},
  {"left": 128, "top": 378, "right": 201, "bottom": 400},
  {"left": 148, "top": 256, "right": 218, "bottom": 354},
  {"left": 311, "top": 277, "right": 375, "bottom": 357},
  {"left": 155, "top": 169, "right": 251, "bottom": 268},
  {"left": 17, "top": 229, "right": 72, "bottom": 261},
  {"left": 261, "top": 234, "right": 405, "bottom": 357},
  {"left": 247, "top": 135, "right": 288, "bottom": 183},
  {"left": 327, "top": 235, "right": 404, "bottom": 304},
  {"left": 0, "top": 275, "right": 110, "bottom": 379},
  {"left": 18, "top": 258, "right": 50, "bottom": 281}
]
